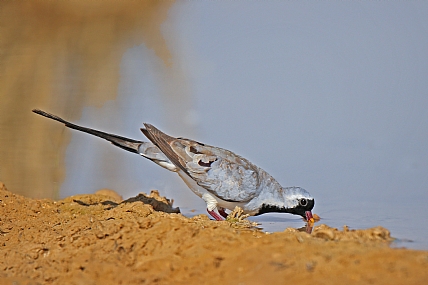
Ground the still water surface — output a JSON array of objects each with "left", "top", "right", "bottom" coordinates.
[{"left": 181, "top": 196, "right": 427, "bottom": 250}]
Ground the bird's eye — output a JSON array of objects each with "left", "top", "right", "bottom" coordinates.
[{"left": 299, "top": 198, "right": 307, "bottom": 206}]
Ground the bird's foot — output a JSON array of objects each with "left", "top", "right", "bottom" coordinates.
[{"left": 207, "top": 209, "right": 224, "bottom": 221}]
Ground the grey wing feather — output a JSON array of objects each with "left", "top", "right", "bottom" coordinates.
[
  {"left": 182, "top": 142, "right": 261, "bottom": 202},
  {"left": 141, "top": 124, "right": 191, "bottom": 175}
]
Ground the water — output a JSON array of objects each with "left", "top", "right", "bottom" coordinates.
[{"left": 180, "top": 195, "right": 428, "bottom": 250}]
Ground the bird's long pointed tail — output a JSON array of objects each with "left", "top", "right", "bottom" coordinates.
[{"left": 32, "top": 109, "right": 142, "bottom": 154}]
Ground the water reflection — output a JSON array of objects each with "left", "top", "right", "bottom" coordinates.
[{"left": 0, "top": 1, "right": 176, "bottom": 199}]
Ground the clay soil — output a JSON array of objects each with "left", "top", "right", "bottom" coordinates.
[{"left": 1, "top": 182, "right": 427, "bottom": 285}]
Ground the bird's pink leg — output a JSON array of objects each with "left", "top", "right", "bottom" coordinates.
[
  {"left": 207, "top": 209, "right": 224, "bottom": 221},
  {"left": 218, "top": 207, "right": 228, "bottom": 219}
]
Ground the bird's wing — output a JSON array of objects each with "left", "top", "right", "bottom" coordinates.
[{"left": 141, "top": 124, "right": 261, "bottom": 202}]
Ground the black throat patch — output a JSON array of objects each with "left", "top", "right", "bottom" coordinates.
[{"left": 255, "top": 199, "right": 314, "bottom": 218}]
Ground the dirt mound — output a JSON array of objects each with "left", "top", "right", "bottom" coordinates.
[{"left": 1, "top": 182, "right": 427, "bottom": 284}]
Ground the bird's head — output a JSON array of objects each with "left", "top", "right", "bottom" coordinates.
[{"left": 255, "top": 187, "right": 315, "bottom": 222}]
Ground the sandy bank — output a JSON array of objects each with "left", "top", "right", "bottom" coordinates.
[{"left": 1, "top": 182, "right": 427, "bottom": 284}]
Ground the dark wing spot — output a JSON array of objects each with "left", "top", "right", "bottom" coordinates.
[
  {"left": 190, "top": 146, "right": 203, "bottom": 154},
  {"left": 198, "top": 159, "right": 216, "bottom": 167}
]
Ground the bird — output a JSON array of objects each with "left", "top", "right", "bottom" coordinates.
[{"left": 32, "top": 109, "right": 315, "bottom": 222}]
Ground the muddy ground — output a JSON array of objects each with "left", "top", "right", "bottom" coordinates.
[{"left": 1, "top": 182, "right": 427, "bottom": 285}]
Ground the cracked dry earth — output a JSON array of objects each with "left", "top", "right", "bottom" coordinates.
[{"left": 1, "top": 182, "right": 427, "bottom": 285}]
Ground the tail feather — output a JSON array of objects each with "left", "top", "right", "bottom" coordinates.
[{"left": 32, "top": 109, "right": 142, "bottom": 154}]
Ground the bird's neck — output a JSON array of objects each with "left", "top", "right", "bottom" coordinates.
[{"left": 244, "top": 168, "right": 289, "bottom": 213}]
